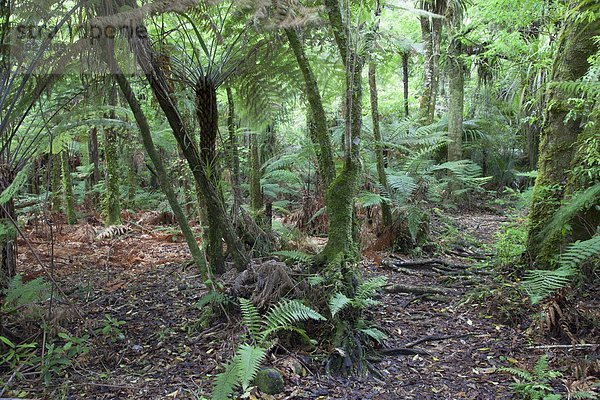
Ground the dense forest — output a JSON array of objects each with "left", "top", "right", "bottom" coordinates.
[{"left": 0, "top": 0, "right": 598, "bottom": 398}]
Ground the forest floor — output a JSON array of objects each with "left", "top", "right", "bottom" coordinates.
[{"left": 6, "top": 207, "right": 599, "bottom": 399}]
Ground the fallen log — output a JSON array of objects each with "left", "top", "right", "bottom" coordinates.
[{"left": 380, "top": 347, "right": 430, "bottom": 356}]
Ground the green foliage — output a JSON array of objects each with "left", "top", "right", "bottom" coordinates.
[
  {"left": 498, "top": 355, "right": 562, "bottom": 400},
  {"left": 95, "top": 314, "right": 126, "bottom": 343},
  {"left": 0, "top": 336, "right": 37, "bottom": 370},
  {"left": 495, "top": 221, "right": 528, "bottom": 268},
  {"left": 2, "top": 275, "right": 50, "bottom": 314},
  {"left": 38, "top": 333, "right": 90, "bottom": 386},
  {"left": 328, "top": 277, "right": 387, "bottom": 318},
  {"left": 523, "top": 235, "right": 600, "bottom": 304}
]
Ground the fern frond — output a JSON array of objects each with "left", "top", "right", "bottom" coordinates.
[
  {"left": 523, "top": 266, "right": 577, "bottom": 305},
  {"left": 236, "top": 344, "right": 266, "bottom": 392},
  {"left": 2, "top": 275, "right": 50, "bottom": 312},
  {"left": 558, "top": 235, "right": 600, "bottom": 270},
  {"left": 212, "top": 358, "right": 241, "bottom": 400},
  {"left": 498, "top": 366, "right": 533, "bottom": 382},
  {"left": 239, "top": 298, "right": 263, "bottom": 343},
  {"left": 262, "top": 300, "right": 325, "bottom": 340},
  {"left": 329, "top": 292, "right": 351, "bottom": 317},
  {"left": 355, "top": 277, "right": 388, "bottom": 303},
  {"left": 360, "top": 327, "right": 388, "bottom": 344}
]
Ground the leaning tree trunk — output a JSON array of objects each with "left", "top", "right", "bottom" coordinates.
[
  {"left": 286, "top": 28, "right": 336, "bottom": 189},
  {"left": 447, "top": 35, "right": 465, "bottom": 162},
  {"left": 61, "top": 150, "right": 77, "bottom": 224},
  {"left": 0, "top": 165, "right": 16, "bottom": 289},
  {"left": 526, "top": 5, "right": 600, "bottom": 265},
  {"left": 195, "top": 80, "right": 225, "bottom": 274},
  {"left": 108, "top": 58, "right": 209, "bottom": 279},
  {"left": 368, "top": 62, "right": 393, "bottom": 227}
]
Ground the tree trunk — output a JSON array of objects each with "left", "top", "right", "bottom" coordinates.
[
  {"left": 402, "top": 51, "right": 410, "bottom": 118},
  {"left": 51, "top": 155, "right": 62, "bottom": 211},
  {"left": 320, "top": 0, "right": 363, "bottom": 267},
  {"left": 61, "top": 151, "right": 77, "bottom": 224},
  {"left": 103, "top": 85, "right": 122, "bottom": 225},
  {"left": 89, "top": 127, "right": 100, "bottom": 186},
  {"left": 250, "top": 132, "right": 263, "bottom": 212},
  {"left": 286, "top": 28, "right": 336, "bottom": 189},
  {"left": 122, "top": 15, "right": 248, "bottom": 271},
  {"left": 368, "top": 62, "right": 393, "bottom": 227},
  {"left": 225, "top": 86, "right": 243, "bottom": 220},
  {"left": 526, "top": 5, "right": 600, "bottom": 264},
  {"left": 195, "top": 80, "right": 225, "bottom": 274},
  {"left": 447, "top": 35, "right": 464, "bottom": 162},
  {"left": 108, "top": 59, "right": 209, "bottom": 279},
  {"left": 419, "top": 16, "right": 435, "bottom": 125},
  {"left": 0, "top": 165, "right": 16, "bottom": 289}
]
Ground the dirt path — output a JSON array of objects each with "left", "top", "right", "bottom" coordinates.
[{"left": 7, "top": 210, "right": 595, "bottom": 399}]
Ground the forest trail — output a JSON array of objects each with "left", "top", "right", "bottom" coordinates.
[{"left": 12, "top": 209, "right": 591, "bottom": 399}]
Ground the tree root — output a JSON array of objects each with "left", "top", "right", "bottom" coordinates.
[{"left": 384, "top": 283, "right": 449, "bottom": 295}]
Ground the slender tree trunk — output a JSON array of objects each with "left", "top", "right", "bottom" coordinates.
[
  {"left": 419, "top": 16, "right": 435, "bottom": 125},
  {"left": 51, "top": 155, "right": 62, "bottom": 211},
  {"left": 109, "top": 61, "right": 209, "bottom": 278},
  {"left": 61, "top": 151, "right": 77, "bottom": 224},
  {"left": 368, "top": 62, "right": 393, "bottom": 227},
  {"left": 447, "top": 35, "right": 464, "bottom": 162},
  {"left": 250, "top": 132, "right": 263, "bottom": 212},
  {"left": 0, "top": 165, "right": 16, "bottom": 288},
  {"left": 226, "top": 86, "right": 243, "bottom": 220},
  {"left": 286, "top": 28, "right": 335, "bottom": 189},
  {"left": 526, "top": 5, "right": 600, "bottom": 264},
  {"left": 89, "top": 127, "right": 100, "bottom": 185},
  {"left": 103, "top": 85, "right": 122, "bottom": 225},
  {"left": 402, "top": 51, "right": 410, "bottom": 118},
  {"left": 122, "top": 15, "right": 248, "bottom": 271}
]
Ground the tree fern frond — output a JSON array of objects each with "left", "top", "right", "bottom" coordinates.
[
  {"left": 239, "top": 298, "right": 262, "bottom": 342},
  {"left": 523, "top": 266, "right": 577, "bottom": 304}
]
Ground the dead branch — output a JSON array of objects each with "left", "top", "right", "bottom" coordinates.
[
  {"left": 384, "top": 284, "right": 449, "bottom": 295},
  {"left": 405, "top": 333, "right": 473, "bottom": 348}
]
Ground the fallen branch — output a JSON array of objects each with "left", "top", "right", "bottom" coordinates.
[
  {"left": 525, "top": 344, "right": 598, "bottom": 350},
  {"left": 388, "top": 256, "right": 470, "bottom": 271},
  {"left": 380, "top": 347, "right": 431, "bottom": 356},
  {"left": 385, "top": 284, "right": 449, "bottom": 295},
  {"left": 405, "top": 333, "right": 473, "bottom": 348}
]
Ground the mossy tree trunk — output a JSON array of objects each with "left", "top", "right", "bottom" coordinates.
[
  {"left": 250, "top": 131, "right": 263, "bottom": 213},
  {"left": 447, "top": 34, "right": 465, "bottom": 162},
  {"left": 320, "top": 0, "right": 364, "bottom": 270},
  {"left": 226, "top": 86, "right": 243, "bottom": 220},
  {"left": 368, "top": 62, "right": 393, "bottom": 227},
  {"left": 103, "top": 85, "right": 122, "bottom": 225},
  {"left": 88, "top": 127, "right": 100, "bottom": 205},
  {"left": 526, "top": 5, "right": 600, "bottom": 265}
]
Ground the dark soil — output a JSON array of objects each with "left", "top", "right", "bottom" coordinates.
[{"left": 3, "top": 209, "right": 599, "bottom": 399}]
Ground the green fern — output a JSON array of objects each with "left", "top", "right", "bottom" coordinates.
[
  {"left": 498, "top": 355, "right": 562, "bottom": 400},
  {"left": 212, "top": 358, "right": 241, "bottom": 400},
  {"left": 262, "top": 300, "right": 326, "bottom": 341},
  {"left": 329, "top": 292, "right": 351, "bottom": 317},
  {"left": 523, "top": 235, "right": 600, "bottom": 304},
  {"left": 2, "top": 275, "right": 51, "bottom": 313},
  {"left": 239, "top": 298, "right": 262, "bottom": 342},
  {"left": 236, "top": 344, "right": 267, "bottom": 392}
]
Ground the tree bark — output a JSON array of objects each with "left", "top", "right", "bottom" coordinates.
[
  {"left": 526, "top": 5, "right": 600, "bottom": 264},
  {"left": 61, "top": 151, "right": 77, "bottom": 224},
  {"left": 250, "top": 132, "right": 263, "bottom": 212},
  {"left": 447, "top": 35, "right": 465, "bottom": 162},
  {"left": 225, "top": 86, "right": 243, "bottom": 220},
  {"left": 0, "top": 165, "right": 16, "bottom": 289},
  {"left": 402, "top": 51, "right": 410, "bottom": 118},
  {"left": 368, "top": 62, "right": 393, "bottom": 227}
]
